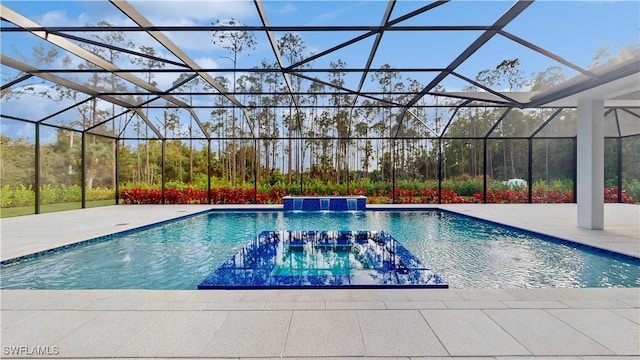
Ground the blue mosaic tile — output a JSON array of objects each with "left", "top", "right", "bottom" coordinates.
[
  {"left": 198, "top": 230, "right": 447, "bottom": 289},
  {"left": 283, "top": 196, "right": 366, "bottom": 211}
]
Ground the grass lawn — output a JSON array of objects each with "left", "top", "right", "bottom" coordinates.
[{"left": 0, "top": 200, "right": 116, "bottom": 218}]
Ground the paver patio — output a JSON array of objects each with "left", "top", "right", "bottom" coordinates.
[{"left": 1, "top": 204, "right": 638, "bottom": 358}]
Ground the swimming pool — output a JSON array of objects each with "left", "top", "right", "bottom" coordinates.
[{"left": 1, "top": 209, "right": 639, "bottom": 289}]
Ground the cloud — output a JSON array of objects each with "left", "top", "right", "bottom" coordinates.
[
  {"left": 277, "top": 3, "right": 297, "bottom": 14},
  {"left": 163, "top": 30, "right": 216, "bottom": 51},
  {"left": 1, "top": 83, "right": 69, "bottom": 122},
  {"left": 194, "top": 57, "right": 220, "bottom": 69},
  {"left": 1, "top": 120, "right": 35, "bottom": 141},
  {"left": 128, "top": 0, "right": 256, "bottom": 24},
  {"left": 36, "top": 10, "right": 69, "bottom": 26},
  {"left": 36, "top": 10, "right": 90, "bottom": 27}
]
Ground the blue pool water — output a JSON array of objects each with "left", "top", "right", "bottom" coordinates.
[{"left": 1, "top": 210, "right": 639, "bottom": 289}]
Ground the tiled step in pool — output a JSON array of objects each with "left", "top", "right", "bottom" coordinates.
[{"left": 198, "top": 230, "right": 447, "bottom": 289}]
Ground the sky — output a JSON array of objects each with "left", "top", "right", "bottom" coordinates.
[{"left": 1, "top": 0, "right": 639, "bottom": 141}]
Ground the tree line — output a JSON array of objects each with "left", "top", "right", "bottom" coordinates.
[{"left": 1, "top": 20, "right": 638, "bottom": 199}]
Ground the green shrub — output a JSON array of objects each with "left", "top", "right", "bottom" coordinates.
[
  {"left": 87, "top": 187, "right": 115, "bottom": 201},
  {"left": 40, "top": 184, "right": 81, "bottom": 204},
  {"left": 623, "top": 178, "right": 640, "bottom": 200},
  {"left": 452, "top": 180, "right": 482, "bottom": 197},
  {"left": 2, "top": 185, "right": 35, "bottom": 207}
]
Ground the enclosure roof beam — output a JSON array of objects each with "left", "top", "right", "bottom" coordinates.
[
  {"left": 0, "top": 55, "right": 165, "bottom": 139},
  {"left": 110, "top": 0, "right": 237, "bottom": 108},
  {"left": 289, "top": 72, "right": 401, "bottom": 106},
  {"left": 254, "top": 0, "right": 298, "bottom": 111},
  {"left": 527, "top": 57, "right": 640, "bottom": 108},
  {"left": 394, "top": 0, "right": 533, "bottom": 137},
  {"left": 53, "top": 31, "right": 189, "bottom": 69},
  {"left": 0, "top": 114, "right": 36, "bottom": 124},
  {"left": 620, "top": 108, "right": 640, "bottom": 119},
  {"left": 438, "top": 100, "right": 473, "bottom": 137},
  {"left": 139, "top": 103, "right": 516, "bottom": 109},
  {"left": 85, "top": 109, "right": 133, "bottom": 134},
  {"left": 253, "top": 0, "right": 301, "bottom": 138},
  {"left": 449, "top": 71, "right": 525, "bottom": 106},
  {"left": 347, "top": 0, "right": 396, "bottom": 137},
  {"left": 186, "top": 108, "right": 210, "bottom": 139},
  {"left": 86, "top": 73, "right": 203, "bottom": 135},
  {"left": 2, "top": 25, "right": 497, "bottom": 33},
  {"left": 1, "top": 73, "right": 33, "bottom": 91},
  {"left": 355, "top": 0, "right": 396, "bottom": 94},
  {"left": 39, "top": 97, "right": 96, "bottom": 124},
  {"left": 132, "top": 108, "right": 164, "bottom": 139},
  {"left": 286, "top": 1, "right": 449, "bottom": 71},
  {"left": 1, "top": 55, "right": 134, "bottom": 110},
  {"left": 484, "top": 107, "right": 513, "bottom": 138},
  {"left": 112, "top": 0, "right": 266, "bottom": 139},
  {"left": 499, "top": 30, "right": 597, "bottom": 78},
  {"left": 406, "top": 110, "right": 440, "bottom": 137},
  {"left": 0, "top": 5, "right": 191, "bottom": 111},
  {"left": 529, "top": 108, "right": 564, "bottom": 139},
  {"left": 20, "top": 67, "right": 447, "bottom": 74}
]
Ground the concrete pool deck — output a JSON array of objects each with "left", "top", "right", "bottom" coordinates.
[{"left": 1, "top": 204, "right": 639, "bottom": 358}]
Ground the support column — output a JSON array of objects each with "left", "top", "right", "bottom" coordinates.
[
  {"left": 115, "top": 139, "right": 120, "bottom": 205},
  {"left": 35, "top": 123, "right": 41, "bottom": 214},
  {"left": 81, "top": 132, "right": 86, "bottom": 209},
  {"left": 576, "top": 98, "right": 604, "bottom": 229}
]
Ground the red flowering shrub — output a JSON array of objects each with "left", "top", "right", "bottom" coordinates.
[
  {"left": 604, "top": 187, "right": 636, "bottom": 203},
  {"left": 120, "top": 188, "right": 162, "bottom": 204},
  {"left": 119, "top": 186, "right": 632, "bottom": 205},
  {"left": 473, "top": 187, "right": 635, "bottom": 204}
]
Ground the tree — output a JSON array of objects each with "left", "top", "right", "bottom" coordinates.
[
  {"left": 173, "top": 73, "right": 201, "bottom": 183},
  {"left": 211, "top": 18, "right": 257, "bottom": 186},
  {"left": 83, "top": 21, "right": 136, "bottom": 187},
  {"left": 277, "top": 33, "right": 307, "bottom": 182},
  {"left": 476, "top": 59, "right": 526, "bottom": 180},
  {"left": 328, "top": 60, "right": 352, "bottom": 183},
  {"left": 530, "top": 66, "right": 567, "bottom": 91},
  {"left": 0, "top": 135, "right": 35, "bottom": 187},
  {"left": 134, "top": 45, "right": 166, "bottom": 184},
  {"left": 370, "top": 64, "right": 401, "bottom": 182}
]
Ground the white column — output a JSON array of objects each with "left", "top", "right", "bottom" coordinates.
[{"left": 576, "top": 98, "right": 604, "bottom": 230}]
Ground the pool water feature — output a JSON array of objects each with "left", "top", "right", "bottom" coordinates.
[
  {"left": 1, "top": 210, "right": 639, "bottom": 289},
  {"left": 283, "top": 196, "right": 366, "bottom": 211},
  {"left": 347, "top": 198, "right": 357, "bottom": 211},
  {"left": 320, "top": 198, "right": 330, "bottom": 211},
  {"left": 197, "top": 230, "right": 446, "bottom": 289}
]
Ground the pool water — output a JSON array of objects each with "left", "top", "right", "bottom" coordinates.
[{"left": 1, "top": 210, "right": 639, "bottom": 289}]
